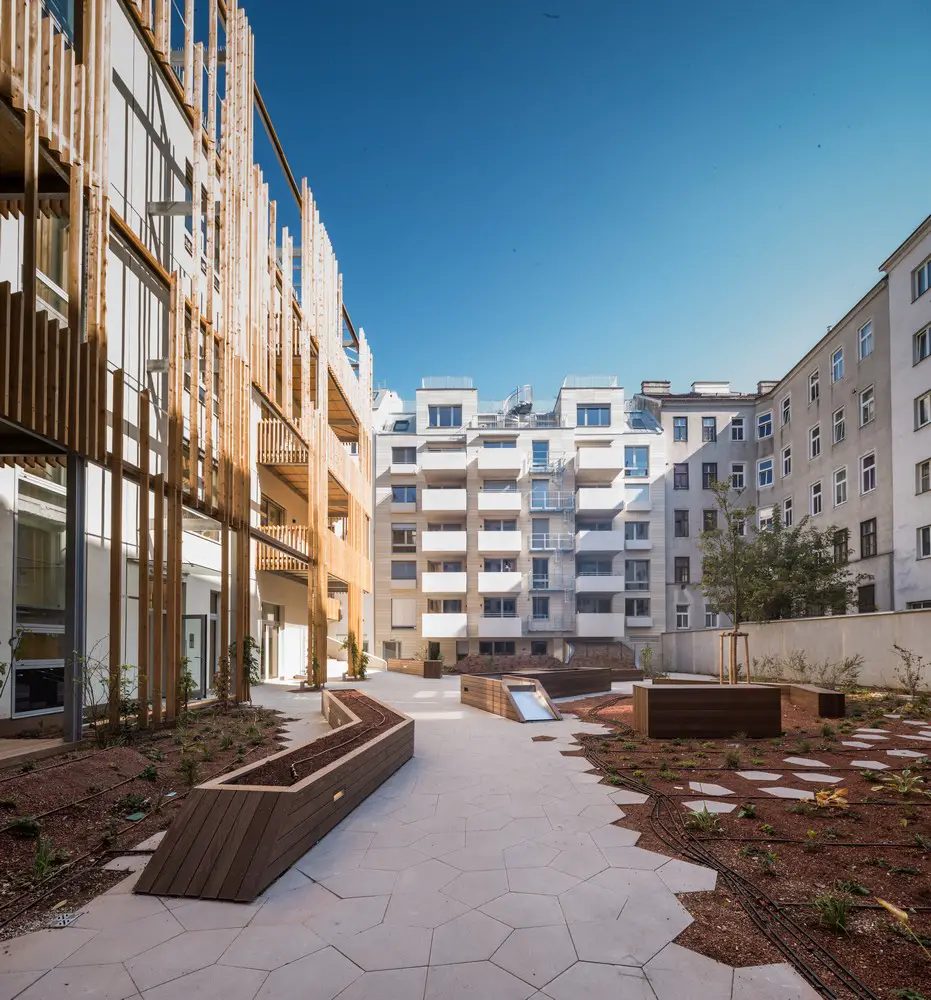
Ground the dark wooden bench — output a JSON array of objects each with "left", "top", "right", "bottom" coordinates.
[{"left": 631, "top": 683, "right": 782, "bottom": 738}]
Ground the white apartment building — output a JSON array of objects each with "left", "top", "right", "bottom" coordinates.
[
  {"left": 881, "top": 215, "right": 931, "bottom": 610},
  {"left": 373, "top": 377, "right": 667, "bottom": 664}
]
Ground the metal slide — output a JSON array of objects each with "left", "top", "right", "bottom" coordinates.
[{"left": 506, "top": 682, "right": 560, "bottom": 722}]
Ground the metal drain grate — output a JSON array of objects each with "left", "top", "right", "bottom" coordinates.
[{"left": 46, "top": 911, "right": 83, "bottom": 928}]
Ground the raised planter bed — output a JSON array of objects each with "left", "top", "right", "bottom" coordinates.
[
  {"left": 134, "top": 690, "right": 413, "bottom": 902},
  {"left": 460, "top": 674, "right": 561, "bottom": 722},
  {"left": 631, "top": 682, "right": 782, "bottom": 738},
  {"left": 508, "top": 667, "right": 612, "bottom": 699},
  {"left": 387, "top": 658, "right": 444, "bottom": 679}
]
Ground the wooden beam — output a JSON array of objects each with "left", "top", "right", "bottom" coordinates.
[
  {"left": 108, "top": 369, "right": 124, "bottom": 730},
  {"left": 138, "top": 388, "right": 151, "bottom": 729}
]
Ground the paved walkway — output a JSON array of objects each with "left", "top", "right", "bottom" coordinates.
[{"left": 0, "top": 671, "right": 819, "bottom": 1000}]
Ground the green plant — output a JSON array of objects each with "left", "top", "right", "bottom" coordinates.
[
  {"left": 759, "top": 823, "right": 776, "bottom": 835},
  {"left": 0, "top": 796, "right": 16, "bottom": 810},
  {"left": 245, "top": 722, "right": 264, "bottom": 746},
  {"left": 178, "top": 756, "right": 200, "bottom": 787},
  {"left": 750, "top": 757, "right": 766, "bottom": 766},
  {"left": 914, "top": 833, "right": 931, "bottom": 851},
  {"left": 219, "top": 731, "right": 234, "bottom": 751},
  {"left": 139, "top": 763, "right": 158, "bottom": 782},
  {"left": 796, "top": 739, "right": 812, "bottom": 753},
  {"left": 723, "top": 748, "right": 742, "bottom": 769},
  {"left": 236, "top": 744, "right": 245, "bottom": 762},
  {"left": 788, "top": 801, "right": 815, "bottom": 815},
  {"left": 8, "top": 815, "right": 41, "bottom": 839},
  {"left": 201, "top": 745, "right": 214, "bottom": 762},
  {"left": 341, "top": 631, "right": 370, "bottom": 680},
  {"left": 737, "top": 803, "right": 757, "bottom": 819},
  {"left": 20, "top": 759, "right": 36, "bottom": 774},
  {"left": 820, "top": 723, "right": 836, "bottom": 739},
  {"left": 892, "top": 990, "right": 927, "bottom": 1000},
  {"left": 803, "top": 829, "right": 821, "bottom": 853},
  {"left": 658, "top": 768, "right": 680, "bottom": 781},
  {"left": 892, "top": 645, "right": 928, "bottom": 699},
  {"left": 740, "top": 846, "right": 778, "bottom": 874},
  {"left": 33, "top": 835, "right": 68, "bottom": 879},
  {"left": 684, "top": 807, "right": 723, "bottom": 834},
  {"left": 872, "top": 769, "right": 927, "bottom": 797},
  {"left": 815, "top": 893, "right": 851, "bottom": 935},
  {"left": 178, "top": 658, "right": 197, "bottom": 711},
  {"left": 115, "top": 793, "right": 148, "bottom": 815},
  {"left": 836, "top": 879, "right": 870, "bottom": 896}
]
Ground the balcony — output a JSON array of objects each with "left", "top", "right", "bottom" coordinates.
[
  {"left": 390, "top": 461, "right": 418, "bottom": 476},
  {"left": 575, "top": 448, "right": 624, "bottom": 482},
  {"left": 625, "top": 485, "right": 652, "bottom": 512},
  {"left": 529, "top": 490, "right": 574, "bottom": 512},
  {"left": 255, "top": 525, "right": 310, "bottom": 574},
  {"left": 478, "top": 571, "right": 522, "bottom": 594},
  {"left": 477, "top": 449, "right": 523, "bottom": 476},
  {"left": 420, "top": 451, "right": 468, "bottom": 478},
  {"left": 478, "top": 615, "right": 523, "bottom": 638},
  {"left": 422, "top": 613, "right": 468, "bottom": 639},
  {"left": 575, "top": 612, "right": 625, "bottom": 638},
  {"left": 576, "top": 574, "right": 625, "bottom": 593},
  {"left": 577, "top": 486, "right": 624, "bottom": 513},
  {"left": 625, "top": 616, "right": 654, "bottom": 628},
  {"left": 478, "top": 490, "right": 522, "bottom": 513},
  {"left": 576, "top": 529, "right": 626, "bottom": 552},
  {"left": 422, "top": 572, "right": 468, "bottom": 594},
  {"left": 624, "top": 537, "right": 652, "bottom": 551},
  {"left": 422, "top": 530, "right": 468, "bottom": 554},
  {"left": 529, "top": 533, "right": 574, "bottom": 552},
  {"left": 478, "top": 530, "right": 522, "bottom": 553},
  {"left": 422, "top": 488, "right": 467, "bottom": 513}
]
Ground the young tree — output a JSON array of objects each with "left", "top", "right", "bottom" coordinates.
[{"left": 698, "top": 480, "right": 758, "bottom": 628}]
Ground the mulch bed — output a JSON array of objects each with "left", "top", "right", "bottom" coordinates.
[
  {"left": 559, "top": 689, "right": 931, "bottom": 1000},
  {"left": 0, "top": 704, "right": 287, "bottom": 941},
  {"left": 232, "top": 692, "right": 403, "bottom": 787}
]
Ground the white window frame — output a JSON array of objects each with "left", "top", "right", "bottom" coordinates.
[
  {"left": 860, "top": 451, "right": 876, "bottom": 495},
  {"left": 704, "top": 606, "right": 718, "bottom": 629},
  {"left": 913, "top": 256, "right": 931, "bottom": 300},
  {"left": 675, "top": 604, "right": 690, "bottom": 630},
  {"left": 809, "top": 369, "right": 820, "bottom": 402},
  {"left": 832, "top": 406, "right": 845, "bottom": 444},
  {"left": 781, "top": 445, "right": 792, "bottom": 478},
  {"left": 918, "top": 458, "right": 931, "bottom": 496},
  {"left": 730, "top": 462, "right": 745, "bottom": 490},
  {"left": 916, "top": 325, "right": 931, "bottom": 365},
  {"left": 730, "top": 416, "right": 745, "bottom": 442},
  {"left": 916, "top": 390, "right": 931, "bottom": 430},
  {"left": 810, "top": 481, "right": 822, "bottom": 516},
  {"left": 757, "top": 458, "right": 774, "bottom": 488},
  {"left": 858, "top": 320, "right": 873, "bottom": 360},
  {"left": 859, "top": 385, "right": 874, "bottom": 426},
  {"left": 831, "top": 347, "right": 844, "bottom": 383},
  {"left": 783, "top": 496, "right": 793, "bottom": 527},
  {"left": 758, "top": 506, "right": 774, "bottom": 531},
  {"left": 757, "top": 411, "right": 773, "bottom": 439},
  {"left": 809, "top": 423, "right": 821, "bottom": 459},
  {"left": 781, "top": 395, "right": 791, "bottom": 425},
  {"left": 919, "top": 524, "right": 931, "bottom": 559},
  {"left": 833, "top": 466, "right": 848, "bottom": 507}
]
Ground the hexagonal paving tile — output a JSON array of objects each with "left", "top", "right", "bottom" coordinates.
[
  {"left": 254, "top": 946, "right": 363, "bottom": 1000},
  {"left": 506, "top": 867, "right": 580, "bottom": 896},
  {"left": 732, "top": 962, "right": 821, "bottom": 1000},
  {"left": 682, "top": 799, "right": 737, "bottom": 814},
  {"left": 217, "top": 925, "right": 327, "bottom": 971},
  {"left": 548, "top": 848, "right": 609, "bottom": 880},
  {"left": 687, "top": 781, "right": 734, "bottom": 796},
  {"left": 480, "top": 892, "right": 566, "bottom": 929},
  {"left": 735, "top": 771, "right": 782, "bottom": 781},
  {"left": 330, "top": 967, "right": 428, "bottom": 1000},
  {"left": 543, "top": 961, "right": 657, "bottom": 1000},
  {"left": 382, "top": 889, "right": 470, "bottom": 928},
  {"left": 331, "top": 923, "right": 432, "bottom": 972},
  {"left": 887, "top": 749, "right": 926, "bottom": 758},
  {"left": 15, "top": 963, "right": 139, "bottom": 1000},
  {"left": 393, "top": 859, "right": 460, "bottom": 893},
  {"left": 569, "top": 893, "right": 693, "bottom": 966},
  {"left": 424, "top": 961, "right": 535, "bottom": 1000},
  {"left": 145, "top": 963, "right": 269, "bottom": 1000},
  {"left": 430, "top": 909, "right": 512, "bottom": 965},
  {"left": 360, "top": 847, "right": 429, "bottom": 871},
  {"left": 841, "top": 741, "right": 874, "bottom": 749},
  {"left": 0, "top": 929, "right": 98, "bottom": 974},
  {"left": 791, "top": 772, "right": 842, "bottom": 784},
  {"left": 645, "top": 942, "right": 734, "bottom": 1000},
  {"left": 126, "top": 928, "right": 240, "bottom": 991},
  {"left": 61, "top": 911, "right": 183, "bottom": 966},
  {"left": 656, "top": 859, "right": 718, "bottom": 893},
  {"left": 590, "top": 824, "right": 643, "bottom": 848},
  {"left": 321, "top": 869, "right": 399, "bottom": 899},
  {"left": 850, "top": 759, "right": 888, "bottom": 770},
  {"left": 492, "top": 924, "right": 576, "bottom": 989},
  {"left": 761, "top": 786, "right": 814, "bottom": 800},
  {"left": 596, "top": 845, "right": 669, "bottom": 870},
  {"left": 503, "top": 843, "right": 560, "bottom": 869},
  {"left": 303, "top": 895, "right": 389, "bottom": 943},
  {"left": 608, "top": 789, "right": 650, "bottom": 806},
  {"left": 442, "top": 869, "right": 510, "bottom": 908},
  {"left": 558, "top": 881, "right": 626, "bottom": 924},
  {"left": 782, "top": 757, "right": 828, "bottom": 767}
]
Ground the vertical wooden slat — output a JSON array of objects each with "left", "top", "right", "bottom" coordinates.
[
  {"left": 108, "top": 369, "right": 124, "bottom": 730},
  {"left": 22, "top": 107, "right": 38, "bottom": 429},
  {"left": 152, "top": 472, "right": 164, "bottom": 726},
  {"left": 138, "top": 389, "right": 151, "bottom": 729}
]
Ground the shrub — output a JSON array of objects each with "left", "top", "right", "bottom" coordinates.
[
  {"left": 684, "top": 807, "right": 723, "bottom": 834},
  {"left": 892, "top": 645, "right": 928, "bottom": 699},
  {"left": 178, "top": 756, "right": 200, "bottom": 787},
  {"left": 8, "top": 815, "right": 41, "bottom": 839},
  {"left": 33, "top": 835, "right": 68, "bottom": 879},
  {"left": 815, "top": 893, "right": 851, "bottom": 934},
  {"left": 723, "top": 749, "right": 742, "bottom": 769},
  {"left": 139, "top": 764, "right": 158, "bottom": 782},
  {"left": 737, "top": 803, "right": 757, "bottom": 819}
]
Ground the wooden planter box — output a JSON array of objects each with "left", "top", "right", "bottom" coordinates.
[
  {"left": 387, "top": 658, "right": 444, "bottom": 679},
  {"left": 508, "top": 667, "right": 612, "bottom": 699},
  {"left": 460, "top": 674, "right": 561, "bottom": 722},
  {"left": 631, "top": 682, "right": 782, "bottom": 738},
  {"left": 134, "top": 690, "right": 413, "bottom": 903}
]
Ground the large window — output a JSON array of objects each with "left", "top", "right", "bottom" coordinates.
[
  {"left": 860, "top": 518, "right": 877, "bottom": 558},
  {"left": 810, "top": 481, "right": 823, "bottom": 515},
  {"left": 731, "top": 416, "right": 745, "bottom": 441},
  {"left": 861, "top": 452, "right": 876, "bottom": 494},
  {"left": 916, "top": 390, "right": 931, "bottom": 429},
  {"left": 483, "top": 439, "right": 516, "bottom": 448},
  {"left": 531, "top": 596, "right": 550, "bottom": 620},
  {"left": 913, "top": 256, "right": 931, "bottom": 299},
  {"left": 674, "top": 509, "right": 689, "bottom": 537},
  {"left": 731, "top": 463, "right": 745, "bottom": 489},
  {"left": 625, "top": 597, "right": 650, "bottom": 618},
  {"left": 392, "top": 446, "right": 416, "bottom": 464},
  {"left": 832, "top": 407, "right": 846, "bottom": 444},
  {"left": 676, "top": 605, "right": 690, "bottom": 630},
  {"left": 831, "top": 347, "right": 844, "bottom": 383},
  {"left": 484, "top": 597, "right": 517, "bottom": 617},
  {"left": 673, "top": 463, "right": 689, "bottom": 490},
  {"left": 858, "top": 584, "right": 876, "bottom": 614},
  {"left": 701, "top": 462, "right": 717, "bottom": 489},
  {"left": 704, "top": 605, "right": 718, "bottom": 628},
  {"left": 391, "top": 561, "right": 416, "bottom": 580},
  {"left": 833, "top": 528, "right": 849, "bottom": 565},
  {"left": 391, "top": 523, "right": 417, "bottom": 553},
  {"left": 674, "top": 557, "right": 690, "bottom": 584},
  {"left": 577, "top": 596, "right": 612, "bottom": 614},
  {"left": 833, "top": 467, "right": 848, "bottom": 507},
  {"left": 531, "top": 440, "right": 550, "bottom": 469},
  {"left": 809, "top": 424, "right": 821, "bottom": 459},
  {"left": 757, "top": 411, "right": 773, "bottom": 439},
  {"left": 484, "top": 479, "right": 518, "bottom": 493},
  {"left": 624, "top": 446, "right": 649, "bottom": 478},
  {"left": 479, "top": 641, "right": 516, "bottom": 655},
  {"left": 624, "top": 521, "right": 649, "bottom": 540},
  {"left": 391, "top": 598, "right": 417, "bottom": 629},
  {"left": 858, "top": 320, "right": 874, "bottom": 359},
  {"left": 757, "top": 458, "right": 773, "bottom": 488},
  {"left": 391, "top": 485, "right": 416, "bottom": 503},
  {"left": 915, "top": 325, "right": 931, "bottom": 365},
  {"left": 673, "top": 416, "right": 688, "bottom": 441},
  {"left": 577, "top": 404, "right": 610, "bottom": 427},
  {"left": 781, "top": 395, "right": 791, "bottom": 426},
  {"left": 484, "top": 519, "right": 517, "bottom": 531},
  {"left": 859, "top": 386, "right": 875, "bottom": 426},
  {"left": 783, "top": 496, "right": 793, "bottom": 527},
  {"left": 702, "top": 417, "right": 717, "bottom": 442},
  {"left": 484, "top": 558, "right": 516, "bottom": 572},
  {"left": 624, "top": 560, "right": 650, "bottom": 590},
  {"left": 260, "top": 495, "right": 284, "bottom": 527},
  {"left": 428, "top": 404, "right": 462, "bottom": 428},
  {"left": 702, "top": 509, "right": 718, "bottom": 532},
  {"left": 428, "top": 599, "right": 462, "bottom": 613}
]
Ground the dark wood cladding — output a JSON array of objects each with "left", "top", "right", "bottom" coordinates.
[
  {"left": 134, "top": 690, "right": 413, "bottom": 902},
  {"left": 460, "top": 674, "right": 521, "bottom": 721},
  {"left": 631, "top": 683, "right": 782, "bottom": 738},
  {"left": 786, "top": 684, "right": 845, "bottom": 718},
  {"left": 387, "top": 658, "right": 443, "bottom": 679},
  {"left": 510, "top": 668, "right": 611, "bottom": 699}
]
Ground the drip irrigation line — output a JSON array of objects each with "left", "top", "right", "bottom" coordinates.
[
  {"left": 696, "top": 836, "right": 928, "bottom": 848},
  {"left": 290, "top": 695, "right": 391, "bottom": 779}
]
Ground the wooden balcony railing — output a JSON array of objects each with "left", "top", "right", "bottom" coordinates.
[
  {"left": 257, "top": 418, "right": 308, "bottom": 466},
  {"left": 326, "top": 531, "right": 372, "bottom": 590},
  {"left": 255, "top": 524, "right": 311, "bottom": 573}
]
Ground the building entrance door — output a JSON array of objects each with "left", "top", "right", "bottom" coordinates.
[{"left": 182, "top": 615, "right": 206, "bottom": 697}]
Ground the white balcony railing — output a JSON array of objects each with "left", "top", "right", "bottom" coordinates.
[
  {"left": 576, "top": 529, "right": 626, "bottom": 552},
  {"left": 529, "top": 491, "right": 575, "bottom": 512},
  {"left": 422, "top": 572, "right": 468, "bottom": 594},
  {"left": 422, "top": 613, "right": 468, "bottom": 638},
  {"left": 421, "top": 530, "right": 468, "bottom": 554},
  {"left": 477, "top": 571, "right": 523, "bottom": 594},
  {"left": 478, "top": 615, "right": 523, "bottom": 638},
  {"left": 420, "top": 451, "right": 468, "bottom": 474},
  {"left": 477, "top": 449, "right": 523, "bottom": 475},
  {"left": 421, "top": 488, "right": 468, "bottom": 512},
  {"left": 576, "top": 574, "right": 626, "bottom": 593},
  {"left": 529, "top": 533, "right": 574, "bottom": 551},
  {"left": 478, "top": 530, "right": 522, "bottom": 553},
  {"left": 576, "top": 486, "right": 625, "bottom": 513},
  {"left": 575, "top": 612, "right": 625, "bottom": 638},
  {"left": 478, "top": 490, "right": 522, "bottom": 513}
]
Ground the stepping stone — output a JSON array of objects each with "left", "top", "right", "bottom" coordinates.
[
  {"left": 900, "top": 734, "right": 931, "bottom": 743},
  {"left": 782, "top": 757, "right": 828, "bottom": 767},
  {"left": 902, "top": 720, "right": 930, "bottom": 726},
  {"left": 688, "top": 781, "right": 734, "bottom": 796},
  {"left": 887, "top": 749, "right": 926, "bottom": 758},
  {"left": 853, "top": 734, "right": 888, "bottom": 740},
  {"left": 682, "top": 799, "right": 736, "bottom": 814},
  {"left": 883, "top": 714, "right": 901, "bottom": 719},
  {"left": 736, "top": 771, "right": 782, "bottom": 782},
  {"left": 761, "top": 786, "right": 814, "bottom": 800},
  {"left": 841, "top": 741, "right": 874, "bottom": 749},
  {"left": 854, "top": 728, "right": 889, "bottom": 734},
  {"left": 851, "top": 760, "right": 889, "bottom": 770},
  {"left": 791, "top": 772, "right": 842, "bottom": 784},
  {"left": 608, "top": 789, "right": 651, "bottom": 805}
]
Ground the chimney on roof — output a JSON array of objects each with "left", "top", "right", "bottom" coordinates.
[
  {"left": 690, "top": 381, "right": 732, "bottom": 396},
  {"left": 640, "top": 380, "right": 671, "bottom": 396},
  {"left": 756, "top": 380, "right": 779, "bottom": 395}
]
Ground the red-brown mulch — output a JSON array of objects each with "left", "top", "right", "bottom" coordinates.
[
  {"left": 233, "top": 692, "right": 403, "bottom": 787},
  {"left": 557, "top": 690, "right": 931, "bottom": 1000},
  {"left": 0, "top": 704, "right": 287, "bottom": 940}
]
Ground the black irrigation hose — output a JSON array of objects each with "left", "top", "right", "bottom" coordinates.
[
  {"left": 291, "top": 695, "right": 390, "bottom": 774},
  {"left": 586, "top": 743, "right": 882, "bottom": 1000}
]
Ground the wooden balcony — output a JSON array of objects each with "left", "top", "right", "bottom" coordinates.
[
  {"left": 257, "top": 418, "right": 309, "bottom": 498},
  {"left": 327, "top": 531, "right": 372, "bottom": 590},
  {"left": 255, "top": 524, "right": 310, "bottom": 576}
]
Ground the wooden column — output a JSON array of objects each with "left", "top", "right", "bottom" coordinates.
[
  {"left": 152, "top": 473, "right": 164, "bottom": 725},
  {"left": 137, "top": 389, "right": 151, "bottom": 729},
  {"left": 108, "top": 370, "right": 124, "bottom": 729},
  {"left": 22, "top": 108, "right": 38, "bottom": 429}
]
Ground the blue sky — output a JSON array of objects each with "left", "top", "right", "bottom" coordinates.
[{"left": 246, "top": 0, "right": 931, "bottom": 403}]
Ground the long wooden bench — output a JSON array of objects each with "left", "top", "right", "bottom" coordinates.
[{"left": 631, "top": 683, "right": 782, "bottom": 738}]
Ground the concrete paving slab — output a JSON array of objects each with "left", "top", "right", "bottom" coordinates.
[
  {"left": 429, "top": 909, "right": 512, "bottom": 965},
  {"left": 491, "top": 924, "right": 577, "bottom": 988}
]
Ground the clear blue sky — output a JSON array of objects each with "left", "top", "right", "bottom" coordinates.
[{"left": 246, "top": 0, "right": 931, "bottom": 403}]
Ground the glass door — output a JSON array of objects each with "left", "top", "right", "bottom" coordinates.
[{"left": 182, "top": 615, "right": 206, "bottom": 697}]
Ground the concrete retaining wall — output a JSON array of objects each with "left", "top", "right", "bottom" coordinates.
[{"left": 661, "top": 609, "right": 931, "bottom": 689}]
